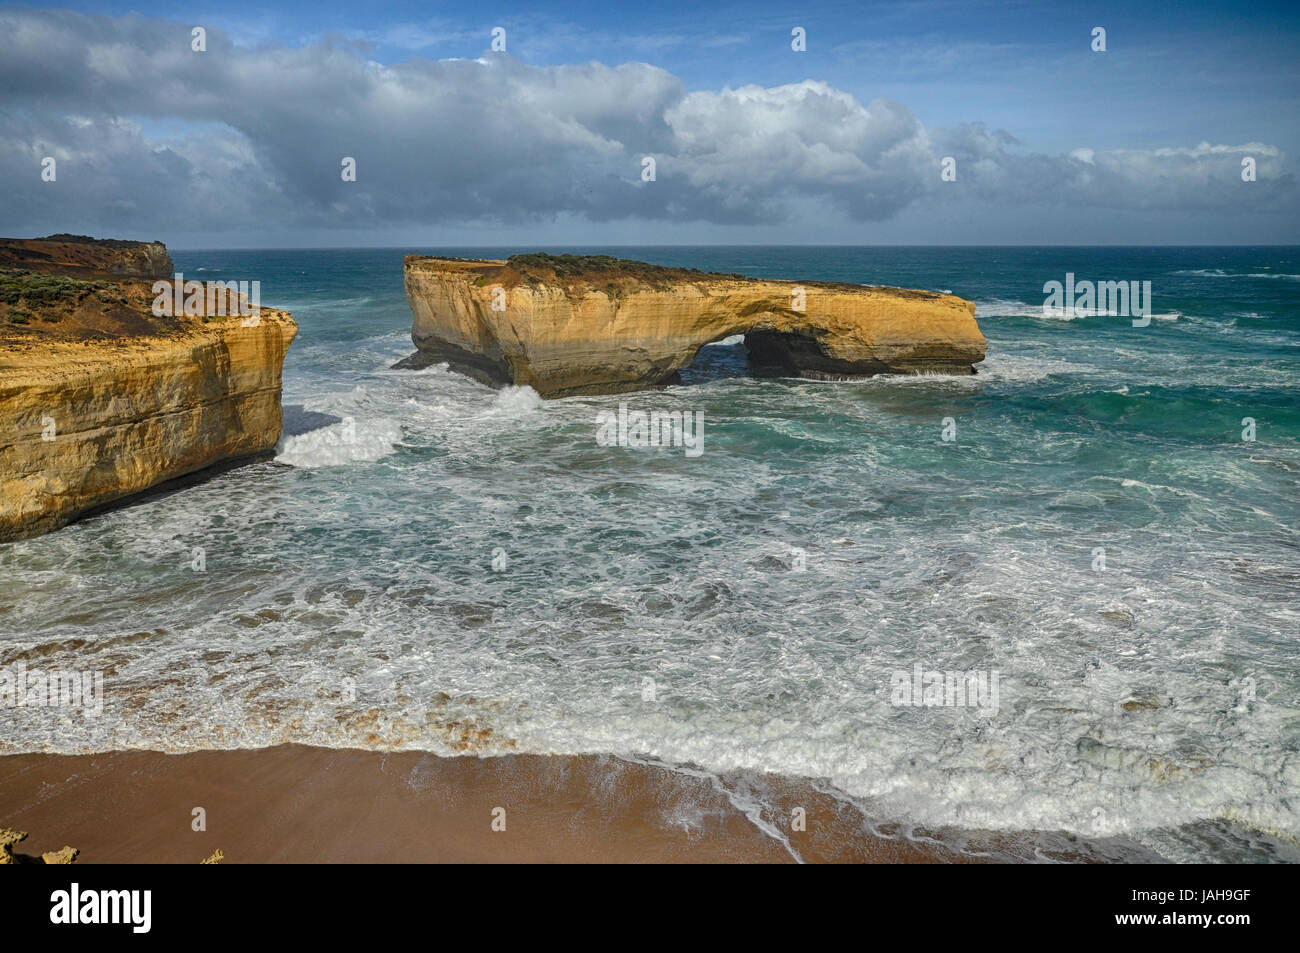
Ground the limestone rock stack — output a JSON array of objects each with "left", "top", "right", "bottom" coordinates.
[{"left": 400, "top": 254, "right": 986, "bottom": 397}]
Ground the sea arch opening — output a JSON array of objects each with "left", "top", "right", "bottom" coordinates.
[{"left": 678, "top": 320, "right": 885, "bottom": 386}]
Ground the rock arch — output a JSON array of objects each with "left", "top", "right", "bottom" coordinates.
[{"left": 399, "top": 255, "right": 986, "bottom": 397}]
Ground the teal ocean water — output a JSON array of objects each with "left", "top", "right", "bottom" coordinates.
[{"left": 2, "top": 246, "right": 1298, "bottom": 862}]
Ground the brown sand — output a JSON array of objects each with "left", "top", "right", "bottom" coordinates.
[{"left": 0, "top": 745, "right": 982, "bottom": 863}]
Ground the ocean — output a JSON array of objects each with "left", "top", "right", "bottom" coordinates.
[{"left": 2, "top": 246, "right": 1297, "bottom": 862}]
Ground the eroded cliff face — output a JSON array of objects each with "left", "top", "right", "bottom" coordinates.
[
  {"left": 0, "top": 259, "right": 296, "bottom": 542},
  {"left": 401, "top": 255, "right": 986, "bottom": 397}
]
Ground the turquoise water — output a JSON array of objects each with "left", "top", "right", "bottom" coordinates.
[{"left": 2, "top": 246, "right": 1297, "bottom": 861}]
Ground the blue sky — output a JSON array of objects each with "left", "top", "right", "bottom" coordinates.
[{"left": 3, "top": 0, "right": 1298, "bottom": 245}]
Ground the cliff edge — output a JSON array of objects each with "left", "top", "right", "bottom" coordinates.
[
  {"left": 0, "top": 234, "right": 173, "bottom": 279},
  {"left": 400, "top": 254, "right": 986, "bottom": 397},
  {"left": 0, "top": 238, "right": 295, "bottom": 541}
]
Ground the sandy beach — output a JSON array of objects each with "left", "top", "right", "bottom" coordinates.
[{"left": 0, "top": 745, "right": 1004, "bottom": 863}]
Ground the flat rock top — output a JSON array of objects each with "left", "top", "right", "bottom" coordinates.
[
  {"left": 0, "top": 235, "right": 198, "bottom": 349},
  {"left": 406, "top": 253, "right": 950, "bottom": 302},
  {"left": 0, "top": 270, "right": 292, "bottom": 349},
  {"left": 0, "top": 270, "right": 293, "bottom": 382},
  {"left": 0, "top": 234, "right": 171, "bottom": 279}
]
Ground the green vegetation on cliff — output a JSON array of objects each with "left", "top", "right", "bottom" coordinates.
[
  {"left": 0, "top": 268, "right": 183, "bottom": 341},
  {"left": 505, "top": 253, "right": 749, "bottom": 286},
  {"left": 0, "top": 268, "right": 124, "bottom": 308}
]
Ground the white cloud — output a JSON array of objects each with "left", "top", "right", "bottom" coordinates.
[{"left": 0, "top": 8, "right": 1293, "bottom": 238}]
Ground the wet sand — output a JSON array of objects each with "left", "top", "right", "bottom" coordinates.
[{"left": 0, "top": 744, "right": 991, "bottom": 863}]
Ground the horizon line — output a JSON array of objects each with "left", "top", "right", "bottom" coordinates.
[{"left": 163, "top": 242, "right": 1300, "bottom": 252}]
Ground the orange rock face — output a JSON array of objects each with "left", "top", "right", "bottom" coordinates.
[
  {"left": 0, "top": 312, "right": 296, "bottom": 541},
  {"left": 401, "top": 255, "right": 986, "bottom": 397},
  {"left": 0, "top": 238, "right": 296, "bottom": 541}
]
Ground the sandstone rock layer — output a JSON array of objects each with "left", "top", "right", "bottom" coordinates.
[
  {"left": 402, "top": 255, "right": 986, "bottom": 397},
  {"left": 1, "top": 241, "right": 296, "bottom": 542},
  {"left": 0, "top": 312, "right": 296, "bottom": 541}
]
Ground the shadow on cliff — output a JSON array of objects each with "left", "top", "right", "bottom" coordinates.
[{"left": 678, "top": 334, "right": 802, "bottom": 388}]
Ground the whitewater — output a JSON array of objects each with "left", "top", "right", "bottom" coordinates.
[{"left": 2, "top": 245, "right": 1297, "bottom": 862}]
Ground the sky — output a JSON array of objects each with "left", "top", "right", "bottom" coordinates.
[{"left": 1, "top": 0, "right": 1297, "bottom": 247}]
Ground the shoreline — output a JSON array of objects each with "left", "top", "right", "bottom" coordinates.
[{"left": 0, "top": 743, "right": 1042, "bottom": 863}]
